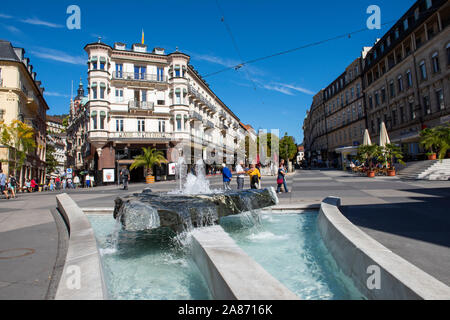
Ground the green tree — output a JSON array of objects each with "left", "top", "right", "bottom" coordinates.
[
  {"left": 130, "top": 147, "right": 167, "bottom": 177},
  {"left": 45, "top": 144, "right": 59, "bottom": 174},
  {"left": 357, "top": 144, "right": 382, "bottom": 171},
  {"left": 279, "top": 133, "right": 297, "bottom": 162},
  {"left": 0, "top": 120, "right": 36, "bottom": 175},
  {"left": 434, "top": 126, "right": 450, "bottom": 160},
  {"left": 378, "top": 143, "right": 405, "bottom": 169},
  {"left": 420, "top": 128, "right": 440, "bottom": 155}
]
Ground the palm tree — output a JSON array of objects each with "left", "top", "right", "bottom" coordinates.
[
  {"left": 130, "top": 147, "right": 167, "bottom": 177},
  {"left": 357, "top": 144, "right": 382, "bottom": 172},
  {"left": 379, "top": 144, "right": 405, "bottom": 170},
  {"left": 420, "top": 128, "right": 440, "bottom": 157},
  {"left": 434, "top": 126, "right": 450, "bottom": 161}
]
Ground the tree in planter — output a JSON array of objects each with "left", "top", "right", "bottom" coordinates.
[
  {"left": 379, "top": 144, "right": 405, "bottom": 172},
  {"left": 434, "top": 125, "right": 450, "bottom": 161},
  {"left": 130, "top": 147, "right": 167, "bottom": 179},
  {"left": 357, "top": 144, "right": 382, "bottom": 173},
  {"left": 0, "top": 120, "right": 36, "bottom": 176},
  {"left": 420, "top": 128, "right": 440, "bottom": 159}
]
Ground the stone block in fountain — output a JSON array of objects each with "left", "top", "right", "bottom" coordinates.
[{"left": 113, "top": 188, "right": 279, "bottom": 233}]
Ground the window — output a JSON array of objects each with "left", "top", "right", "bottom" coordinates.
[
  {"left": 100, "top": 57, "right": 106, "bottom": 70},
  {"left": 177, "top": 119, "right": 182, "bottom": 131},
  {"left": 423, "top": 96, "right": 431, "bottom": 115},
  {"left": 398, "top": 76, "right": 404, "bottom": 92},
  {"left": 432, "top": 53, "right": 440, "bottom": 73},
  {"left": 100, "top": 83, "right": 106, "bottom": 99},
  {"left": 369, "top": 96, "right": 373, "bottom": 109},
  {"left": 0, "top": 109, "right": 4, "bottom": 120},
  {"left": 409, "top": 102, "right": 416, "bottom": 120},
  {"left": 91, "top": 56, "right": 98, "bottom": 69},
  {"left": 392, "top": 110, "right": 397, "bottom": 126},
  {"left": 158, "top": 120, "right": 166, "bottom": 133},
  {"left": 375, "top": 92, "right": 380, "bottom": 106},
  {"left": 92, "top": 113, "right": 98, "bottom": 130},
  {"left": 157, "top": 67, "right": 164, "bottom": 81},
  {"left": 436, "top": 89, "right": 444, "bottom": 110},
  {"left": 115, "top": 89, "right": 124, "bottom": 102},
  {"left": 116, "top": 119, "right": 124, "bottom": 132},
  {"left": 351, "top": 88, "right": 354, "bottom": 99},
  {"left": 395, "top": 28, "right": 400, "bottom": 39},
  {"left": 400, "top": 106, "right": 405, "bottom": 123},
  {"left": 116, "top": 64, "right": 123, "bottom": 78},
  {"left": 175, "top": 65, "right": 181, "bottom": 77},
  {"left": 134, "top": 66, "right": 146, "bottom": 80},
  {"left": 100, "top": 112, "right": 105, "bottom": 130},
  {"left": 175, "top": 91, "right": 181, "bottom": 104},
  {"left": 389, "top": 81, "right": 395, "bottom": 98},
  {"left": 403, "top": 19, "right": 409, "bottom": 30},
  {"left": 419, "top": 61, "right": 427, "bottom": 80},
  {"left": 381, "top": 87, "right": 386, "bottom": 103},
  {"left": 426, "top": 0, "right": 432, "bottom": 9},
  {"left": 414, "top": 8, "right": 420, "bottom": 21},
  {"left": 406, "top": 70, "right": 413, "bottom": 88},
  {"left": 92, "top": 83, "right": 98, "bottom": 99},
  {"left": 447, "top": 43, "right": 450, "bottom": 66},
  {"left": 356, "top": 84, "right": 361, "bottom": 98},
  {"left": 371, "top": 120, "right": 375, "bottom": 133},
  {"left": 138, "top": 119, "right": 145, "bottom": 132}
]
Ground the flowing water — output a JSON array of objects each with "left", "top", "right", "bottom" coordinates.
[
  {"left": 220, "top": 211, "right": 365, "bottom": 300},
  {"left": 88, "top": 215, "right": 212, "bottom": 300}
]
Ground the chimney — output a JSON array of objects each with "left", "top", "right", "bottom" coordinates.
[
  {"left": 153, "top": 47, "right": 165, "bottom": 55},
  {"left": 132, "top": 43, "right": 147, "bottom": 53},
  {"left": 114, "top": 42, "right": 126, "bottom": 50}
]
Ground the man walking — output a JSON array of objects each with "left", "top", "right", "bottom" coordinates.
[
  {"left": 235, "top": 161, "right": 246, "bottom": 190},
  {"left": 120, "top": 166, "right": 130, "bottom": 190},
  {"left": 222, "top": 164, "right": 232, "bottom": 191},
  {"left": 0, "top": 170, "right": 9, "bottom": 199}
]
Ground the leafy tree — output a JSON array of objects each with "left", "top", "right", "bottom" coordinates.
[
  {"left": 434, "top": 126, "right": 450, "bottom": 160},
  {"left": 357, "top": 144, "right": 382, "bottom": 171},
  {"left": 130, "top": 147, "right": 167, "bottom": 177},
  {"left": 420, "top": 128, "right": 440, "bottom": 155},
  {"left": 378, "top": 144, "right": 405, "bottom": 169},
  {"left": 0, "top": 120, "right": 36, "bottom": 175},
  {"left": 45, "top": 144, "right": 59, "bottom": 174},
  {"left": 279, "top": 133, "right": 297, "bottom": 162}
]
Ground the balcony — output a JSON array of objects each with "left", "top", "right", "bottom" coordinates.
[
  {"left": 112, "top": 72, "right": 167, "bottom": 83},
  {"left": 204, "top": 120, "right": 215, "bottom": 130},
  {"left": 189, "top": 111, "right": 203, "bottom": 122},
  {"left": 128, "top": 100, "right": 154, "bottom": 111},
  {"left": 188, "top": 85, "right": 217, "bottom": 113}
]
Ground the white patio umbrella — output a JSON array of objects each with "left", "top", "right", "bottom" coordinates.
[
  {"left": 363, "top": 129, "right": 372, "bottom": 146},
  {"left": 379, "top": 122, "right": 391, "bottom": 147}
]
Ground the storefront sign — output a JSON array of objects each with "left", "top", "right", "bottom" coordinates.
[
  {"left": 103, "top": 169, "right": 115, "bottom": 183},
  {"left": 168, "top": 163, "right": 176, "bottom": 176}
]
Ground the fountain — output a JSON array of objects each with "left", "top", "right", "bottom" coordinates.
[{"left": 113, "top": 159, "right": 279, "bottom": 233}]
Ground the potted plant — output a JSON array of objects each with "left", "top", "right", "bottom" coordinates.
[
  {"left": 420, "top": 128, "right": 440, "bottom": 160},
  {"left": 380, "top": 144, "right": 405, "bottom": 177},
  {"left": 130, "top": 147, "right": 167, "bottom": 184},
  {"left": 434, "top": 125, "right": 450, "bottom": 161},
  {"left": 357, "top": 144, "right": 381, "bottom": 178}
]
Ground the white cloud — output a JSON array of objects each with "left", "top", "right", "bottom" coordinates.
[
  {"left": 4, "top": 25, "right": 21, "bottom": 34},
  {"left": 0, "top": 13, "right": 13, "bottom": 19},
  {"left": 30, "top": 47, "right": 86, "bottom": 65},
  {"left": 20, "top": 18, "right": 63, "bottom": 28},
  {"left": 44, "top": 92, "right": 69, "bottom": 98},
  {"left": 273, "top": 82, "right": 315, "bottom": 95}
]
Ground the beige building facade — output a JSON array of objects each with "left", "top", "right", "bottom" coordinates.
[{"left": 0, "top": 40, "right": 48, "bottom": 186}]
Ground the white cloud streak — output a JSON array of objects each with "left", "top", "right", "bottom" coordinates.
[
  {"left": 4, "top": 25, "right": 21, "bottom": 34},
  {"left": 20, "top": 18, "right": 63, "bottom": 28},
  {"left": 0, "top": 13, "right": 13, "bottom": 19},
  {"left": 44, "top": 92, "right": 69, "bottom": 98},
  {"left": 30, "top": 47, "right": 86, "bottom": 65}
]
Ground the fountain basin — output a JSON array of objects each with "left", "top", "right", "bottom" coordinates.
[{"left": 114, "top": 188, "right": 278, "bottom": 233}]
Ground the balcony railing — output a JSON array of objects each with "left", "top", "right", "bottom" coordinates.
[
  {"left": 113, "top": 72, "right": 168, "bottom": 83},
  {"left": 188, "top": 85, "right": 217, "bottom": 113},
  {"left": 189, "top": 111, "right": 203, "bottom": 122},
  {"left": 109, "top": 132, "right": 172, "bottom": 140},
  {"left": 128, "top": 100, "right": 155, "bottom": 110}
]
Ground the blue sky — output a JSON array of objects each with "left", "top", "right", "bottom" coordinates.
[{"left": 0, "top": 0, "right": 416, "bottom": 143}]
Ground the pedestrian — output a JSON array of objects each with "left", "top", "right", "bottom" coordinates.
[
  {"left": 276, "top": 163, "right": 290, "bottom": 193},
  {"left": 8, "top": 174, "right": 16, "bottom": 199},
  {"left": 85, "top": 174, "right": 91, "bottom": 188},
  {"left": 55, "top": 176, "right": 61, "bottom": 190},
  {"left": 222, "top": 164, "right": 232, "bottom": 191},
  {"left": 0, "top": 170, "right": 9, "bottom": 199},
  {"left": 25, "top": 179, "right": 32, "bottom": 193},
  {"left": 73, "top": 175, "right": 80, "bottom": 189},
  {"left": 90, "top": 175, "right": 95, "bottom": 188},
  {"left": 120, "top": 166, "right": 130, "bottom": 190},
  {"left": 30, "top": 178, "right": 38, "bottom": 192},
  {"left": 235, "top": 161, "right": 246, "bottom": 190},
  {"left": 247, "top": 164, "right": 261, "bottom": 190},
  {"left": 49, "top": 179, "right": 55, "bottom": 191}
]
